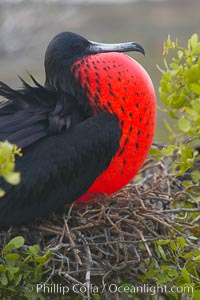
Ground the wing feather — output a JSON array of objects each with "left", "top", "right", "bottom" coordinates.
[
  {"left": 0, "top": 77, "right": 84, "bottom": 148},
  {"left": 0, "top": 113, "right": 121, "bottom": 226}
]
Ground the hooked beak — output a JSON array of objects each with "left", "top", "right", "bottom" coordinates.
[{"left": 87, "top": 40, "right": 145, "bottom": 56}]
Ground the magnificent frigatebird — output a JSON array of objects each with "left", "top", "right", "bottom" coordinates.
[{"left": 0, "top": 32, "right": 156, "bottom": 227}]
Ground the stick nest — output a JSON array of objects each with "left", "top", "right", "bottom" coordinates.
[{"left": 0, "top": 153, "right": 200, "bottom": 299}]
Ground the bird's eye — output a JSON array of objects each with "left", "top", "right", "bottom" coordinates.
[{"left": 72, "top": 41, "right": 84, "bottom": 51}]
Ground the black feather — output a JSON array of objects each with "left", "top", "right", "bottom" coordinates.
[
  {"left": 0, "top": 113, "right": 121, "bottom": 226},
  {"left": 0, "top": 77, "right": 85, "bottom": 148}
]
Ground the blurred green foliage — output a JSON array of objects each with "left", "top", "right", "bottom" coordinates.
[
  {"left": 156, "top": 33, "right": 200, "bottom": 178},
  {"left": 159, "top": 33, "right": 200, "bottom": 134},
  {"left": 0, "top": 141, "right": 22, "bottom": 197},
  {"left": 146, "top": 33, "right": 200, "bottom": 300}
]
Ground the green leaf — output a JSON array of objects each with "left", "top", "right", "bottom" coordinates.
[
  {"left": 178, "top": 118, "right": 191, "bottom": 132},
  {"left": 1, "top": 274, "right": 8, "bottom": 286},
  {"left": 159, "top": 89, "right": 168, "bottom": 105},
  {"left": 156, "top": 273, "right": 170, "bottom": 284},
  {"left": 34, "top": 251, "right": 51, "bottom": 264},
  {"left": 172, "top": 95, "right": 188, "bottom": 109},
  {"left": 162, "top": 145, "right": 177, "bottom": 156},
  {"left": 178, "top": 50, "right": 183, "bottom": 58},
  {"left": 7, "top": 268, "right": 15, "bottom": 281},
  {"left": 35, "top": 264, "right": 43, "bottom": 281},
  {"left": 190, "top": 33, "right": 198, "bottom": 48},
  {"left": 185, "top": 107, "right": 199, "bottom": 121},
  {"left": 169, "top": 242, "right": 178, "bottom": 251},
  {"left": 29, "top": 245, "right": 40, "bottom": 256},
  {"left": 185, "top": 65, "right": 200, "bottom": 82},
  {"left": 7, "top": 236, "right": 24, "bottom": 250},
  {"left": 181, "top": 267, "right": 191, "bottom": 283},
  {"left": 0, "top": 188, "right": 5, "bottom": 197},
  {"left": 4, "top": 172, "right": 20, "bottom": 185},
  {"left": 168, "top": 110, "right": 178, "bottom": 119},
  {"left": 149, "top": 148, "right": 162, "bottom": 156},
  {"left": 14, "top": 273, "right": 22, "bottom": 286},
  {"left": 157, "top": 245, "right": 167, "bottom": 261},
  {"left": 167, "top": 268, "right": 177, "bottom": 277},
  {"left": 5, "top": 254, "right": 20, "bottom": 261},
  {"left": 191, "top": 170, "right": 200, "bottom": 182},
  {"left": 2, "top": 244, "right": 16, "bottom": 255},
  {"left": 0, "top": 264, "right": 6, "bottom": 273},
  {"left": 8, "top": 266, "right": 19, "bottom": 274},
  {"left": 192, "top": 43, "right": 200, "bottom": 55},
  {"left": 177, "top": 237, "right": 186, "bottom": 250},
  {"left": 170, "top": 63, "right": 179, "bottom": 70},
  {"left": 2, "top": 236, "right": 24, "bottom": 256},
  {"left": 190, "top": 83, "right": 200, "bottom": 96},
  {"left": 167, "top": 35, "right": 172, "bottom": 48},
  {"left": 157, "top": 239, "right": 170, "bottom": 246}
]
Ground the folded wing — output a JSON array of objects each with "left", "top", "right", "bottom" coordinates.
[{"left": 0, "top": 110, "right": 121, "bottom": 226}]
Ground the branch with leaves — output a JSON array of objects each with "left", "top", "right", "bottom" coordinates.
[
  {"left": 0, "top": 141, "right": 22, "bottom": 197},
  {"left": 155, "top": 33, "right": 200, "bottom": 178}
]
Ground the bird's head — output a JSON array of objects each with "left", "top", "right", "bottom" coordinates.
[{"left": 44, "top": 32, "right": 145, "bottom": 91}]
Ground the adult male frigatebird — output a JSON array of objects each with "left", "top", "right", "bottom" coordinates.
[{"left": 0, "top": 32, "right": 156, "bottom": 227}]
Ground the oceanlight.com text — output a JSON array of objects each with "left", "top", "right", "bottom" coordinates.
[{"left": 26, "top": 283, "right": 195, "bottom": 296}]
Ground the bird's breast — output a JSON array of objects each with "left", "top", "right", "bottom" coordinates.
[{"left": 71, "top": 52, "right": 156, "bottom": 200}]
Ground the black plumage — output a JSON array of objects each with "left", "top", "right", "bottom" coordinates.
[
  {"left": 0, "top": 77, "right": 121, "bottom": 226},
  {"left": 0, "top": 76, "right": 87, "bottom": 148},
  {"left": 0, "top": 32, "right": 143, "bottom": 226}
]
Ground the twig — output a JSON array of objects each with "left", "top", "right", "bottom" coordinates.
[
  {"left": 63, "top": 216, "right": 83, "bottom": 266},
  {"left": 162, "top": 208, "right": 200, "bottom": 213}
]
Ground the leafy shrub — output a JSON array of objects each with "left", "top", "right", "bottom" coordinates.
[
  {"left": 141, "top": 237, "right": 200, "bottom": 300},
  {"left": 157, "top": 33, "right": 200, "bottom": 177},
  {"left": 0, "top": 236, "right": 51, "bottom": 300},
  {"left": 144, "top": 33, "right": 200, "bottom": 300}
]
